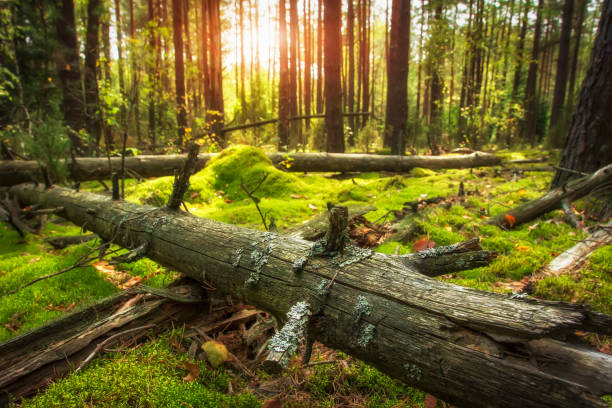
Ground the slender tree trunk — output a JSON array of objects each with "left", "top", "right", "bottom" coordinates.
[
  {"left": 549, "top": 0, "right": 574, "bottom": 145},
  {"left": 304, "top": 0, "right": 312, "bottom": 131},
  {"left": 426, "top": 1, "right": 444, "bottom": 154},
  {"left": 200, "top": 0, "right": 210, "bottom": 108},
  {"left": 512, "top": 0, "right": 530, "bottom": 100},
  {"left": 568, "top": 0, "right": 587, "bottom": 104},
  {"left": 172, "top": 0, "right": 187, "bottom": 148},
  {"left": 347, "top": 0, "right": 356, "bottom": 145},
  {"left": 101, "top": 10, "right": 114, "bottom": 149},
  {"left": 324, "top": 0, "right": 344, "bottom": 153},
  {"left": 129, "top": 0, "right": 141, "bottom": 144},
  {"left": 289, "top": 0, "right": 300, "bottom": 147},
  {"left": 316, "top": 0, "right": 324, "bottom": 114},
  {"left": 206, "top": 0, "right": 225, "bottom": 146},
  {"left": 523, "top": 0, "right": 544, "bottom": 145},
  {"left": 278, "top": 0, "right": 290, "bottom": 151},
  {"left": 115, "top": 0, "right": 126, "bottom": 129},
  {"left": 239, "top": 0, "right": 247, "bottom": 116},
  {"left": 183, "top": 0, "right": 194, "bottom": 121},
  {"left": 56, "top": 0, "right": 87, "bottom": 156},
  {"left": 385, "top": 0, "right": 411, "bottom": 155},
  {"left": 552, "top": 0, "right": 612, "bottom": 187},
  {"left": 148, "top": 0, "right": 158, "bottom": 145},
  {"left": 361, "top": 0, "right": 371, "bottom": 127},
  {"left": 84, "top": 0, "right": 103, "bottom": 154}
]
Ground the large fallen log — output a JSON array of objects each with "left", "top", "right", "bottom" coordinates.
[
  {"left": 8, "top": 184, "right": 612, "bottom": 408},
  {"left": 0, "top": 151, "right": 502, "bottom": 186},
  {"left": 488, "top": 163, "right": 612, "bottom": 229}
]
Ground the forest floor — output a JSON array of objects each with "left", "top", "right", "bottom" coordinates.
[{"left": 1, "top": 146, "right": 610, "bottom": 407}]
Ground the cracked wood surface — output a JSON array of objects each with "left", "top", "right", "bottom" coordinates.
[{"left": 9, "top": 184, "right": 612, "bottom": 408}]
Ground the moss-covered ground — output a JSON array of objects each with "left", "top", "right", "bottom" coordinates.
[{"left": 1, "top": 145, "right": 610, "bottom": 407}]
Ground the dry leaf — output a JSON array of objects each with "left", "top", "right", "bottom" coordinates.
[
  {"left": 45, "top": 302, "right": 76, "bottom": 312},
  {"left": 190, "top": 192, "right": 199, "bottom": 199},
  {"left": 183, "top": 361, "right": 200, "bottom": 382},
  {"left": 424, "top": 393, "right": 438, "bottom": 408},
  {"left": 118, "top": 276, "right": 142, "bottom": 290},
  {"left": 262, "top": 399, "right": 283, "bottom": 408},
  {"left": 28, "top": 257, "right": 40, "bottom": 264},
  {"left": 414, "top": 236, "right": 436, "bottom": 252},
  {"left": 505, "top": 214, "right": 516, "bottom": 228},
  {"left": 308, "top": 203, "right": 317, "bottom": 210},
  {"left": 225, "top": 199, "right": 234, "bottom": 204},
  {"left": 290, "top": 194, "right": 307, "bottom": 199}
]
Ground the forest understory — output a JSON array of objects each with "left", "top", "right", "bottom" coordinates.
[{"left": 1, "top": 146, "right": 610, "bottom": 408}]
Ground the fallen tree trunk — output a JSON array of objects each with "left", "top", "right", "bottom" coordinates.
[
  {"left": 0, "top": 151, "right": 502, "bottom": 186},
  {"left": 488, "top": 163, "right": 612, "bottom": 229},
  {"left": 8, "top": 184, "right": 612, "bottom": 408},
  {"left": 528, "top": 222, "right": 612, "bottom": 285},
  {"left": 0, "top": 281, "right": 206, "bottom": 405}
]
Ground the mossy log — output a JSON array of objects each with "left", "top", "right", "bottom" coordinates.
[
  {"left": 0, "top": 152, "right": 502, "bottom": 186},
  {"left": 8, "top": 184, "right": 612, "bottom": 408},
  {"left": 0, "top": 281, "right": 206, "bottom": 405},
  {"left": 489, "top": 163, "right": 612, "bottom": 229}
]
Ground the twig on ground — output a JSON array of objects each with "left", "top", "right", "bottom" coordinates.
[
  {"left": 75, "top": 324, "right": 155, "bottom": 372},
  {"left": 240, "top": 174, "right": 269, "bottom": 231}
]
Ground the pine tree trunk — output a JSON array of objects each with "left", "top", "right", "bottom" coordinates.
[
  {"left": 324, "top": 0, "right": 344, "bottom": 153},
  {"left": 84, "top": 0, "right": 103, "bottom": 154},
  {"left": 548, "top": 0, "right": 574, "bottom": 145},
  {"left": 384, "top": 0, "right": 411, "bottom": 155},
  {"left": 347, "top": 0, "right": 356, "bottom": 145},
  {"left": 115, "top": 0, "right": 126, "bottom": 129},
  {"left": 567, "top": 0, "right": 586, "bottom": 110},
  {"left": 129, "top": 0, "right": 142, "bottom": 144},
  {"left": 56, "top": 0, "right": 87, "bottom": 156},
  {"left": 206, "top": 0, "right": 225, "bottom": 147},
  {"left": 523, "top": 0, "right": 544, "bottom": 145},
  {"left": 552, "top": 0, "right": 612, "bottom": 187},
  {"left": 316, "top": 0, "right": 324, "bottom": 114},
  {"left": 278, "top": 0, "right": 290, "bottom": 151},
  {"left": 172, "top": 0, "right": 187, "bottom": 148}
]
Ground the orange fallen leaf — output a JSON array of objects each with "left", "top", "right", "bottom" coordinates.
[
  {"left": 290, "top": 194, "right": 308, "bottom": 199},
  {"left": 505, "top": 214, "right": 516, "bottom": 228},
  {"left": 190, "top": 192, "right": 199, "bottom": 199},
  {"left": 414, "top": 236, "right": 436, "bottom": 252},
  {"left": 515, "top": 245, "right": 530, "bottom": 252},
  {"left": 118, "top": 276, "right": 142, "bottom": 289},
  {"left": 202, "top": 341, "right": 228, "bottom": 368},
  {"left": 29, "top": 257, "right": 40, "bottom": 264},
  {"left": 424, "top": 394, "right": 438, "bottom": 408},
  {"left": 225, "top": 199, "right": 234, "bottom": 204},
  {"left": 262, "top": 399, "right": 283, "bottom": 408},
  {"left": 183, "top": 361, "right": 200, "bottom": 382}
]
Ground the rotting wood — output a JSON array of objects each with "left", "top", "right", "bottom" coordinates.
[
  {"left": 7, "top": 184, "right": 612, "bottom": 408},
  {"left": 0, "top": 280, "right": 207, "bottom": 405},
  {"left": 393, "top": 238, "right": 496, "bottom": 277},
  {"left": 167, "top": 142, "right": 200, "bottom": 211},
  {"left": 527, "top": 221, "right": 612, "bottom": 286},
  {"left": 488, "top": 163, "right": 612, "bottom": 229},
  {"left": 286, "top": 205, "right": 376, "bottom": 241},
  {"left": 0, "top": 151, "right": 503, "bottom": 186}
]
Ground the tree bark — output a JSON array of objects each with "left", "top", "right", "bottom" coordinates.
[
  {"left": 552, "top": 0, "right": 612, "bottom": 188},
  {"left": 548, "top": 0, "right": 574, "bottom": 145},
  {"left": 489, "top": 163, "right": 612, "bottom": 229},
  {"left": 278, "top": 0, "right": 290, "bottom": 151},
  {"left": 384, "top": 0, "right": 410, "bottom": 155},
  {"left": 206, "top": 0, "right": 225, "bottom": 147},
  {"left": 84, "top": 0, "right": 103, "bottom": 154},
  {"left": 8, "top": 184, "right": 612, "bottom": 408},
  {"left": 0, "top": 152, "right": 504, "bottom": 186},
  {"left": 523, "top": 0, "right": 544, "bottom": 145},
  {"left": 347, "top": 0, "right": 356, "bottom": 145},
  {"left": 56, "top": 0, "right": 87, "bottom": 156},
  {"left": 324, "top": 0, "right": 344, "bottom": 153},
  {"left": 172, "top": 0, "right": 187, "bottom": 148}
]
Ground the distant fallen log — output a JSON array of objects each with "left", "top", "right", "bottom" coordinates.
[
  {"left": 488, "top": 163, "right": 612, "bottom": 229},
  {"left": 0, "top": 281, "right": 206, "bottom": 405},
  {"left": 8, "top": 184, "right": 612, "bottom": 408},
  {"left": 528, "top": 222, "right": 612, "bottom": 285},
  {"left": 0, "top": 151, "right": 502, "bottom": 186}
]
